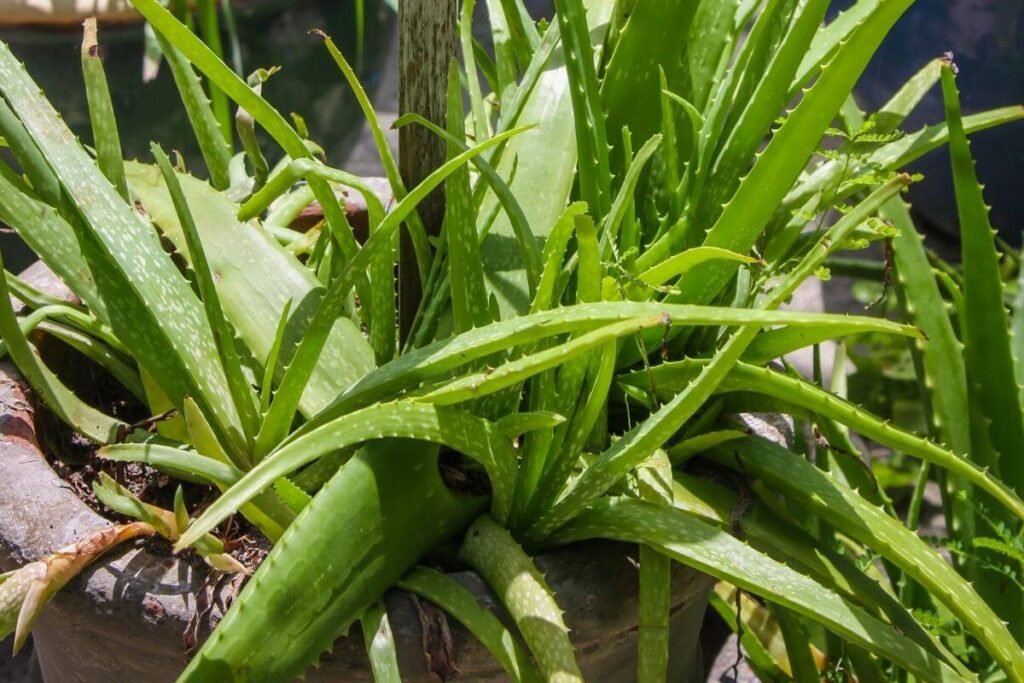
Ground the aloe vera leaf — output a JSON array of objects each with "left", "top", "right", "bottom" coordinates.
[
  {"left": 667, "top": 430, "right": 746, "bottom": 465},
  {"left": 694, "top": 0, "right": 828, "bottom": 233},
  {"left": 627, "top": 359, "right": 1024, "bottom": 525},
  {"left": 318, "top": 34, "right": 431, "bottom": 281},
  {"left": 532, "top": 203, "right": 588, "bottom": 312},
  {"left": 620, "top": 247, "right": 757, "bottom": 301},
  {"left": 551, "top": 499, "right": 967, "bottom": 683},
  {"left": 297, "top": 302, "right": 920, "bottom": 441},
  {"left": 714, "top": 435, "right": 1024, "bottom": 682},
  {"left": 125, "top": 162, "right": 374, "bottom": 417},
  {"left": 600, "top": 134, "right": 661, "bottom": 257},
  {"left": 496, "top": 411, "right": 566, "bottom": 439},
  {"left": 178, "top": 402, "right": 516, "bottom": 549},
  {"left": 458, "top": 516, "right": 582, "bottom": 683},
  {"left": 786, "top": 106, "right": 1024, "bottom": 214},
  {"left": 235, "top": 69, "right": 273, "bottom": 191},
  {"left": 4, "top": 271, "right": 71, "bottom": 311},
  {"left": 884, "top": 197, "right": 973, "bottom": 518},
  {"left": 942, "top": 64, "right": 1024, "bottom": 491},
  {"left": 398, "top": 567, "right": 541, "bottom": 683},
  {"left": 179, "top": 442, "right": 485, "bottom": 682},
  {"left": 360, "top": 601, "right": 401, "bottom": 683},
  {"left": 775, "top": 607, "right": 823, "bottom": 683},
  {"left": 498, "top": 0, "right": 540, "bottom": 65},
  {"left": 0, "top": 302, "right": 124, "bottom": 359},
  {"left": 875, "top": 57, "right": 944, "bottom": 131},
  {"left": 151, "top": 144, "right": 259, "bottom": 453},
  {"left": 131, "top": 0, "right": 374, "bottom": 288},
  {"left": 484, "top": 0, "right": 519, "bottom": 102},
  {"left": 676, "top": 0, "right": 740, "bottom": 112},
  {"left": 477, "top": 0, "right": 614, "bottom": 318},
  {"left": 0, "top": 44, "right": 246, "bottom": 453},
  {"left": 80, "top": 19, "right": 128, "bottom": 202},
  {"left": 691, "top": 0, "right": 788, "bottom": 201},
  {"left": 741, "top": 323, "right": 898, "bottom": 366},
  {"left": 414, "top": 308, "right": 917, "bottom": 408},
  {"left": 91, "top": 474, "right": 242, "bottom": 573},
  {"left": 445, "top": 62, "right": 493, "bottom": 333},
  {"left": 0, "top": 98, "right": 61, "bottom": 206},
  {"left": 194, "top": 0, "right": 232, "bottom": 146},
  {"left": 791, "top": 0, "right": 879, "bottom": 93},
  {"left": 671, "top": 472, "right": 967, "bottom": 674},
  {"left": 0, "top": 522, "right": 155, "bottom": 653},
  {"left": 260, "top": 299, "right": 292, "bottom": 414},
  {"left": 237, "top": 158, "right": 385, "bottom": 224},
  {"left": 100, "top": 442, "right": 241, "bottom": 486},
  {"left": 254, "top": 127, "right": 528, "bottom": 458},
  {"left": 392, "top": 112, "right": 542, "bottom": 290},
  {"left": 635, "top": 451, "right": 673, "bottom": 683},
  {"left": 460, "top": 0, "right": 490, "bottom": 141},
  {"left": 552, "top": 0, "right": 610, "bottom": 220},
  {"left": 672, "top": 0, "right": 913, "bottom": 308},
  {"left": 153, "top": 32, "right": 231, "bottom": 190},
  {"left": 0, "top": 254, "right": 123, "bottom": 443},
  {"left": 527, "top": 341, "right": 617, "bottom": 519},
  {"left": 600, "top": 0, "right": 698, "bottom": 173}
]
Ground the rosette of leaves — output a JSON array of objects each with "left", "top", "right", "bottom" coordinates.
[{"left": 0, "top": 1, "right": 1022, "bottom": 682}]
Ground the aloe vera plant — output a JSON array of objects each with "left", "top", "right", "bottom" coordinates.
[{"left": 1, "top": 1, "right": 1023, "bottom": 681}]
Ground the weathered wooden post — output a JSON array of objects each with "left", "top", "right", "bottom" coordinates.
[{"left": 398, "top": 0, "right": 456, "bottom": 338}]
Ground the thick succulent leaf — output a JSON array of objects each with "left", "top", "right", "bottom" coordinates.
[
  {"left": 476, "top": 0, "right": 615, "bottom": 317},
  {"left": 360, "top": 601, "right": 402, "bottom": 683},
  {"left": 99, "top": 443, "right": 243, "bottom": 487},
  {"left": 292, "top": 301, "right": 918, "bottom": 447},
  {"left": 791, "top": 0, "right": 879, "bottom": 93},
  {"left": 125, "top": 162, "right": 375, "bottom": 418},
  {"left": 397, "top": 566, "right": 541, "bottom": 683},
  {"left": 551, "top": 498, "right": 968, "bottom": 683},
  {"left": 151, "top": 144, "right": 259, "bottom": 454},
  {"left": 177, "top": 402, "right": 517, "bottom": 549},
  {"left": 414, "top": 308, "right": 917, "bottom": 409},
  {"left": 80, "top": 18, "right": 128, "bottom": 201},
  {"left": 942, "top": 64, "right": 1024, "bottom": 492},
  {"left": 676, "top": 0, "right": 741, "bottom": 111},
  {"left": 694, "top": 0, "right": 828, "bottom": 233},
  {"left": 623, "top": 360, "right": 1024, "bottom": 523},
  {"left": 444, "top": 63, "right": 493, "bottom": 333},
  {"left": 601, "top": 0, "right": 699, "bottom": 171},
  {"left": 550, "top": 0, "right": 611, "bottom": 220},
  {"left": 152, "top": 31, "right": 231, "bottom": 190},
  {"left": 0, "top": 41, "right": 245, "bottom": 454},
  {"left": 672, "top": 0, "right": 913, "bottom": 307},
  {"left": 712, "top": 435, "right": 1024, "bottom": 682},
  {"left": 178, "top": 442, "right": 485, "bottom": 682},
  {"left": 458, "top": 516, "right": 582, "bottom": 683}
]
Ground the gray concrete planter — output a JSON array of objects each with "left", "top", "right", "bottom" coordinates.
[{"left": 0, "top": 263, "right": 715, "bottom": 682}]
